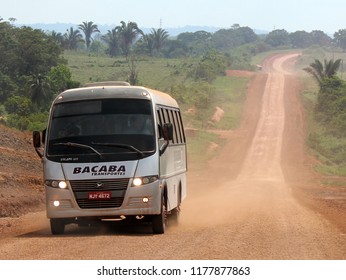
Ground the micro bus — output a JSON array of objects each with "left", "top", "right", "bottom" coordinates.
[{"left": 33, "top": 82, "right": 187, "bottom": 234}]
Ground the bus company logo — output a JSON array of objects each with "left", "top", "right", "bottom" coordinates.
[{"left": 73, "top": 165, "right": 126, "bottom": 176}]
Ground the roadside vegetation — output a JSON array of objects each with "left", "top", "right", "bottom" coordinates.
[
  {"left": 1, "top": 17, "right": 346, "bottom": 174},
  {"left": 297, "top": 49, "right": 346, "bottom": 178}
]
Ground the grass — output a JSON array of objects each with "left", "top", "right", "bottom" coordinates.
[
  {"left": 185, "top": 129, "right": 224, "bottom": 170},
  {"left": 183, "top": 75, "right": 250, "bottom": 169},
  {"left": 308, "top": 127, "right": 346, "bottom": 177},
  {"left": 180, "top": 75, "right": 250, "bottom": 131},
  {"left": 212, "top": 75, "right": 248, "bottom": 130},
  {"left": 64, "top": 50, "right": 251, "bottom": 169},
  {"left": 63, "top": 50, "right": 194, "bottom": 90}
]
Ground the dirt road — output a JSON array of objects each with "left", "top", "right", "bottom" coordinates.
[{"left": 1, "top": 53, "right": 346, "bottom": 259}]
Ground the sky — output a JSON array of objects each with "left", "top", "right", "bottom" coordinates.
[{"left": 1, "top": 0, "right": 345, "bottom": 34}]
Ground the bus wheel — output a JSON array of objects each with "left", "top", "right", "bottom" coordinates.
[
  {"left": 152, "top": 198, "right": 166, "bottom": 234},
  {"left": 170, "top": 186, "right": 181, "bottom": 226},
  {"left": 50, "top": 218, "right": 65, "bottom": 235}
]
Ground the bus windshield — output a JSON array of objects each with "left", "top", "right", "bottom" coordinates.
[{"left": 47, "top": 98, "right": 155, "bottom": 162}]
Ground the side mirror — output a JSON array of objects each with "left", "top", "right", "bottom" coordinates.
[
  {"left": 33, "top": 131, "right": 41, "bottom": 148},
  {"left": 33, "top": 131, "right": 44, "bottom": 158},
  {"left": 160, "top": 123, "right": 173, "bottom": 156},
  {"left": 42, "top": 129, "right": 46, "bottom": 144}
]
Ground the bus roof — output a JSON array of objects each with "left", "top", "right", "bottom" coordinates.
[
  {"left": 53, "top": 84, "right": 179, "bottom": 108},
  {"left": 84, "top": 81, "right": 131, "bottom": 87}
]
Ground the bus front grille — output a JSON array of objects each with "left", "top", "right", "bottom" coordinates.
[
  {"left": 70, "top": 178, "right": 129, "bottom": 209},
  {"left": 70, "top": 178, "right": 129, "bottom": 191},
  {"left": 76, "top": 197, "right": 125, "bottom": 209}
]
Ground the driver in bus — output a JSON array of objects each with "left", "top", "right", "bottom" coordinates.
[
  {"left": 127, "top": 115, "right": 153, "bottom": 135},
  {"left": 59, "top": 125, "right": 80, "bottom": 138}
]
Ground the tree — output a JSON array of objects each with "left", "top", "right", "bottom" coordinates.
[
  {"left": 64, "top": 27, "right": 84, "bottom": 50},
  {"left": 142, "top": 33, "right": 155, "bottom": 55},
  {"left": 235, "top": 26, "right": 258, "bottom": 44},
  {"left": 140, "top": 28, "right": 169, "bottom": 56},
  {"left": 316, "top": 77, "right": 344, "bottom": 115},
  {"left": 212, "top": 26, "right": 257, "bottom": 51},
  {"left": 192, "top": 49, "right": 227, "bottom": 83},
  {"left": 310, "top": 30, "right": 332, "bottom": 46},
  {"left": 127, "top": 55, "right": 139, "bottom": 85},
  {"left": 4, "top": 95, "right": 31, "bottom": 116},
  {"left": 162, "top": 39, "right": 189, "bottom": 58},
  {"left": 177, "top": 30, "right": 213, "bottom": 55},
  {"left": 9, "top": 27, "right": 61, "bottom": 79},
  {"left": 0, "top": 72, "right": 16, "bottom": 102},
  {"left": 30, "top": 74, "right": 50, "bottom": 109},
  {"left": 102, "top": 28, "right": 120, "bottom": 56},
  {"left": 290, "top": 31, "right": 312, "bottom": 48},
  {"left": 117, "top": 21, "right": 143, "bottom": 57},
  {"left": 49, "top": 31, "right": 64, "bottom": 47},
  {"left": 304, "top": 59, "right": 345, "bottom": 138},
  {"left": 48, "top": 64, "right": 79, "bottom": 94},
  {"left": 265, "top": 29, "right": 290, "bottom": 47},
  {"left": 0, "top": 21, "right": 75, "bottom": 129},
  {"left": 0, "top": 21, "right": 18, "bottom": 101},
  {"left": 0, "top": 23, "right": 61, "bottom": 99},
  {"left": 303, "top": 58, "right": 342, "bottom": 87},
  {"left": 334, "top": 29, "right": 346, "bottom": 52},
  {"left": 78, "top": 21, "right": 100, "bottom": 50},
  {"left": 151, "top": 28, "right": 169, "bottom": 54}
]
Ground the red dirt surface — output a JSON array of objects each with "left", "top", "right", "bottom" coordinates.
[{"left": 0, "top": 125, "right": 44, "bottom": 219}]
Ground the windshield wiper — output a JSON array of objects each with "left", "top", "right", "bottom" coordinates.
[
  {"left": 92, "top": 142, "right": 144, "bottom": 158},
  {"left": 54, "top": 142, "right": 103, "bottom": 158}
]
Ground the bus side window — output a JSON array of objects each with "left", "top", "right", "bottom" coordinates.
[
  {"left": 177, "top": 111, "right": 186, "bottom": 143},
  {"left": 156, "top": 108, "right": 164, "bottom": 138},
  {"left": 157, "top": 106, "right": 185, "bottom": 144},
  {"left": 168, "top": 110, "right": 177, "bottom": 144},
  {"left": 162, "top": 108, "right": 169, "bottom": 124},
  {"left": 172, "top": 110, "right": 181, "bottom": 143}
]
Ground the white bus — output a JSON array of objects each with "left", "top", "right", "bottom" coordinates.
[{"left": 33, "top": 82, "right": 187, "bottom": 234}]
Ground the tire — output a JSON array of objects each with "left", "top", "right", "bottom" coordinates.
[
  {"left": 50, "top": 218, "right": 66, "bottom": 235},
  {"left": 170, "top": 186, "right": 181, "bottom": 226},
  {"left": 152, "top": 196, "right": 166, "bottom": 234}
]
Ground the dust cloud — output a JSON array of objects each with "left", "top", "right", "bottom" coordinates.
[{"left": 179, "top": 53, "right": 299, "bottom": 229}]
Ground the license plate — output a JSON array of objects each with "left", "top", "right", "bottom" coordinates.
[{"left": 88, "top": 191, "right": 111, "bottom": 200}]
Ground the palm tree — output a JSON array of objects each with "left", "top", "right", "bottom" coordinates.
[
  {"left": 151, "top": 28, "right": 169, "bottom": 54},
  {"left": 117, "top": 21, "right": 143, "bottom": 57},
  {"left": 78, "top": 21, "right": 100, "bottom": 50},
  {"left": 303, "top": 58, "right": 342, "bottom": 87},
  {"left": 30, "top": 74, "right": 50, "bottom": 109},
  {"left": 102, "top": 28, "right": 120, "bottom": 57},
  {"left": 49, "top": 31, "right": 64, "bottom": 47},
  {"left": 142, "top": 33, "right": 155, "bottom": 55},
  {"left": 64, "top": 27, "right": 84, "bottom": 50}
]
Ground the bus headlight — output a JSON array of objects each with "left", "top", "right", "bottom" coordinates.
[
  {"left": 58, "top": 181, "right": 67, "bottom": 189},
  {"left": 132, "top": 176, "right": 158, "bottom": 187},
  {"left": 45, "top": 180, "right": 68, "bottom": 189},
  {"left": 133, "top": 178, "right": 143, "bottom": 186}
]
